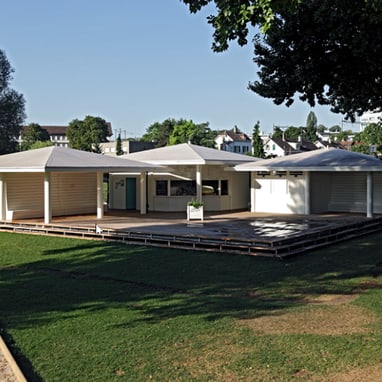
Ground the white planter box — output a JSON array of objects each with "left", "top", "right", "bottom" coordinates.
[{"left": 187, "top": 205, "right": 204, "bottom": 221}]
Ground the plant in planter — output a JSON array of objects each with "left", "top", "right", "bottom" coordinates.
[
  {"left": 187, "top": 200, "right": 204, "bottom": 208},
  {"left": 187, "top": 200, "right": 204, "bottom": 221}
]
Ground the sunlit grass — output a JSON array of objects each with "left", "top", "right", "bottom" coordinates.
[{"left": 0, "top": 231, "right": 381, "bottom": 381}]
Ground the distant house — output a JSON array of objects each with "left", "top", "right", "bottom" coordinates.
[
  {"left": 100, "top": 140, "right": 155, "bottom": 156},
  {"left": 263, "top": 137, "right": 297, "bottom": 157},
  {"left": 315, "top": 139, "right": 345, "bottom": 150},
  {"left": 18, "top": 123, "right": 113, "bottom": 148},
  {"left": 263, "top": 137, "right": 319, "bottom": 157},
  {"left": 215, "top": 126, "right": 252, "bottom": 154}
]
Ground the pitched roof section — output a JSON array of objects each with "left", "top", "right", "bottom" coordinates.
[
  {"left": 124, "top": 143, "right": 258, "bottom": 165},
  {"left": 0, "top": 146, "right": 160, "bottom": 172},
  {"left": 268, "top": 137, "right": 297, "bottom": 153},
  {"left": 235, "top": 148, "right": 382, "bottom": 172}
]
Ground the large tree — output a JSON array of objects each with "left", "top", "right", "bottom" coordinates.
[
  {"left": 305, "top": 111, "right": 318, "bottom": 142},
  {"left": 0, "top": 50, "right": 26, "bottom": 154},
  {"left": 182, "top": 1, "right": 382, "bottom": 120},
  {"left": 141, "top": 118, "right": 216, "bottom": 147},
  {"left": 21, "top": 123, "right": 51, "bottom": 150},
  {"left": 67, "top": 115, "right": 110, "bottom": 152},
  {"left": 141, "top": 118, "right": 176, "bottom": 147},
  {"left": 169, "top": 119, "right": 215, "bottom": 147}
]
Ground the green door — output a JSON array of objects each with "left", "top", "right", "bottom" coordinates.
[{"left": 125, "top": 178, "right": 136, "bottom": 210}]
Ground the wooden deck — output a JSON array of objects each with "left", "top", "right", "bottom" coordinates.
[{"left": 1, "top": 211, "right": 381, "bottom": 258}]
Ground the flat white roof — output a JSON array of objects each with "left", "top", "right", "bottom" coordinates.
[
  {"left": 235, "top": 148, "right": 382, "bottom": 172},
  {"left": 0, "top": 146, "right": 161, "bottom": 172},
  {"left": 124, "top": 143, "right": 258, "bottom": 165}
]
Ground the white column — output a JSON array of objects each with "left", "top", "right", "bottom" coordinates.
[
  {"left": 140, "top": 172, "right": 147, "bottom": 214},
  {"left": 44, "top": 172, "right": 52, "bottom": 224},
  {"left": 304, "top": 171, "right": 310, "bottom": 215},
  {"left": 96, "top": 171, "right": 104, "bottom": 219},
  {"left": 367, "top": 171, "right": 373, "bottom": 218},
  {"left": 0, "top": 174, "right": 5, "bottom": 220},
  {"left": 250, "top": 172, "right": 256, "bottom": 212},
  {"left": 196, "top": 165, "right": 202, "bottom": 202}
]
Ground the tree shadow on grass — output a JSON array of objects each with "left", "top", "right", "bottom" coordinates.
[{"left": 0, "top": 232, "right": 382, "bottom": 380}]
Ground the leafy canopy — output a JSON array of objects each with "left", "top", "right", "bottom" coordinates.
[
  {"left": 21, "top": 123, "right": 51, "bottom": 151},
  {"left": 182, "top": 1, "right": 382, "bottom": 120},
  {"left": 142, "top": 118, "right": 216, "bottom": 147},
  {"left": 251, "top": 121, "right": 265, "bottom": 158},
  {"left": 67, "top": 115, "right": 110, "bottom": 152},
  {"left": 0, "top": 50, "right": 26, "bottom": 154}
]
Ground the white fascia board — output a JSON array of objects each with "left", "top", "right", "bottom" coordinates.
[{"left": 235, "top": 166, "right": 382, "bottom": 172}]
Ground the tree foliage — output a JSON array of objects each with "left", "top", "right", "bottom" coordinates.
[
  {"left": 251, "top": 121, "right": 264, "bottom": 158},
  {"left": 141, "top": 118, "right": 176, "bottom": 147},
  {"left": 142, "top": 118, "right": 215, "bottom": 147},
  {"left": 0, "top": 50, "right": 26, "bottom": 154},
  {"left": 169, "top": 119, "right": 215, "bottom": 147},
  {"left": 116, "top": 134, "right": 124, "bottom": 156},
  {"left": 182, "top": 1, "right": 382, "bottom": 120},
  {"left": 352, "top": 123, "right": 382, "bottom": 155},
  {"left": 67, "top": 115, "right": 110, "bottom": 152},
  {"left": 305, "top": 111, "right": 318, "bottom": 141},
  {"left": 21, "top": 123, "right": 50, "bottom": 150}
]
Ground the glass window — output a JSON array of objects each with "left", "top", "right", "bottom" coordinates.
[
  {"left": 221, "top": 180, "right": 228, "bottom": 195},
  {"left": 156, "top": 180, "right": 168, "bottom": 196},
  {"left": 202, "top": 180, "right": 218, "bottom": 195},
  {"left": 170, "top": 180, "right": 196, "bottom": 196}
]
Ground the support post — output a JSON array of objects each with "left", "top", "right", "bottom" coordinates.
[
  {"left": 140, "top": 172, "right": 147, "bottom": 214},
  {"left": 44, "top": 172, "right": 52, "bottom": 224},
  {"left": 96, "top": 171, "right": 104, "bottom": 219},
  {"left": 0, "top": 174, "right": 5, "bottom": 221},
  {"left": 304, "top": 171, "right": 310, "bottom": 215},
  {"left": 367, "top": 171, "right": 373, "bottom": 218},
  {"left": 196, "top": 165, "right": 202, "bottom": 202},
  {"left": 250, "top": 172, "right": 256, "bottom": 212}
]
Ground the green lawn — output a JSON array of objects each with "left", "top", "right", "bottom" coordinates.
[{"left": 0, "top": 231, "right": 381, "bottom": 381}]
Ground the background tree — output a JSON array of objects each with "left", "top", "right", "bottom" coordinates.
[
  {"left": 116, "top": 134, "right": 124, "bottom": 156},
  {"left": 251, "top": 121, "right": 265, "bottom": 158},
  {"left": 182, "top": 1, "right": 382, "bottom": 120},
  {"left": 333, "top": 130, "right": 351, "bottom": 143},
  {"left": 29, "top": 140, "right": 53, "bottom": 150},
  {"left": 21, "top": 123, "right": 50, "bottom": 150},
  {"left": 305, "top": 111, "right": 318, "bottom": 141},
  {"left": 142, "top": 118, "right": 216, "bottom": 147},
  {"left": 0, "top": 50, "right": 26, "bottom": 154},
  {"left": 67, "top": 115, "right": 110, "bottom": 152},
  {"left": 352, "top": 123, "right": 382, "bottom": 155},
  {"left": 141, "top": 118, "right": 176, "bottom": 147},
  {"left": 169, "top": 119, "right": 215, "bottom": 147}
]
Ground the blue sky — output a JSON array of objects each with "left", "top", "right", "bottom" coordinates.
[{"left": 1, "top": 0, "right": 359, "bottom": 138}]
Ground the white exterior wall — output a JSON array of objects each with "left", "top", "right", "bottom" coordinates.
[
  {"left": 108, "top": 175, "right": 140, "bottom": 210},
  {"left": 4, "top": 172, "right": 97, "bottom": 219},
  {"left": 253, "top": 174, "right": 306, "bottom": 214},
  {"left": 51, "top": 172, "right": 97, "bottom": 216},
  {"left": 6, "top": 173, "right": 45, "bottom": 218},
  {"left": 144, "top": 165, "right": 249, "bottom": 212},
  {"left": 311, "top": 172, "right": 369, "bottom": 214},
  {"left": 263, "top": 140, "right": 287, "bottom": 157},
  {"left": 373, "top": 173, "right": 382, "bottom": 213}
]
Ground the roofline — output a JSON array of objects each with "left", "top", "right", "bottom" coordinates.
[{"left": 235, "top": 166, "right": 382, "bottom": 172}]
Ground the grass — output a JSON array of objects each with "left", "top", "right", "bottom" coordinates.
[{"left": 0, "top": 231, "right": 381, "bottom": 381}]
